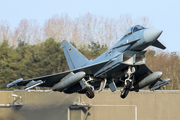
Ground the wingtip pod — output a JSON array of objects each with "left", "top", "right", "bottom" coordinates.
[{"left": 7, "top": 78, "right": 23, "bottom": 88}]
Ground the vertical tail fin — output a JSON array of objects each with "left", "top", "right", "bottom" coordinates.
[{"left": 61, "top": 40, "right": 89, "bottom": 70}]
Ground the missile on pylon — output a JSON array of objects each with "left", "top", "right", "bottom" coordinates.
[
  {"left": 149, "top": 78, "right": 170, "bottom": 91},
  {"left": 24, "top": 80, "right": 44, "bottom": 90}
]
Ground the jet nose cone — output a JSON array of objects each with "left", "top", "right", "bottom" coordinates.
[{"left": 144, "top": 29, "right": 163, "bottom": 43}]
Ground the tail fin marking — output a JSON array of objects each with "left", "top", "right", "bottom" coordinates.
[{"left": 61, "top": 40, "right": 89, "bottom": 70}]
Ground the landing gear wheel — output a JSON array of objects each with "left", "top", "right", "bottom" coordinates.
[
  {"left": 135, "top": 89, "right": 139, "bottom": 92},
  {"left": 86, "top": 87, "right": 94, "bottom": 99},
  {"left": 120, "top": 88, "right": 129, "bottom": 99}
]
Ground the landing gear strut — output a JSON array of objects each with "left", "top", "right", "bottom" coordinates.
[{"left": 120, "top": 66, "right": 135, "bottom": 99}]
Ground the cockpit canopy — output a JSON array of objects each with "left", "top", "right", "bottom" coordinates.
[{"left": 123, "top": 25, "right": 146, "bottom": 37}]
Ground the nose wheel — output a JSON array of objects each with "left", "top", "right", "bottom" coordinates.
[
  {"left": 120, "top": 80, "right": 131, "bottom": 99},
  {"left": 120, "top": 88, "right": 129, "bottom": 99}
]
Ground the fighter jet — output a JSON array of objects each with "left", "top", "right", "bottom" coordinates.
[{"left": 7, "top": 25, "right": 170, "bottom": 99}]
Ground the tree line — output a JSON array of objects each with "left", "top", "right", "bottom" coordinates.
[
  {"left": 0, "top": 38, "right": 179, "bottom": 90},
  {"left": 0, "top": 38, "right": 108, "bottom": 90},
  {"left": 0, "top": 13, "right": 178, "bottom": 90},
  {"left": 146, "top": 49, "right": 180, "bottom": 90},
  {"left": 0, "top": 13, "right": 151, "bottom": 47}
]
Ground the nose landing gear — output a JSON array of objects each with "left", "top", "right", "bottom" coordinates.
[
  {"left": 120, "top": 66, "right": 135, "bottom": 99},
  {"left": 120, "top": 88, "right": 129, "bottom": 99}
]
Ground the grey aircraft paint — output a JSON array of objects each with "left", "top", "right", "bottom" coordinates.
[{"left": 7, "top": 25, "right": 170, "bottom": 99}]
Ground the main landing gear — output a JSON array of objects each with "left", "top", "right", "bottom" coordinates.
[
  {"left": 120, "top": 66, "right": 135, "bottom": 99},
  {"left": 81, "top": 78, "right": 95, "bottom": 99},
  {"left": 85, "top": 87, "right": 94, "bottom": 99}
]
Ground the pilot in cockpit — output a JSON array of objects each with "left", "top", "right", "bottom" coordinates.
[{"left": 123, "top": 25, "right": 146, "bottom": 37}]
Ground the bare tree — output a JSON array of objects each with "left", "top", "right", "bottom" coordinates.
[
  {"left": 0, "top": 20, "right": 11, "bottom": 41},
  {"left": 0, "top": 13, "right": 152, "bottom": 48}
]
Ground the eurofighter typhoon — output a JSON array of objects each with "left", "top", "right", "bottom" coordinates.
[{"left": 7, "top": 25, "right": 170, "bottom": 99}]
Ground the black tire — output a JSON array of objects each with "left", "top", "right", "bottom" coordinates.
[
  {"left": 135, "top": 89, "right": 139, "bottom": 92},
  {"left": 86, "top": 87, "right": 95, "bottom": 99},
  {"left": 120, "top": 88, "right": 129, "bottom": 99}
]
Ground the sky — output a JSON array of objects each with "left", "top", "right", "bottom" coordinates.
[{"left": 0, "top": 0, "right": 180, "bottom": 52}]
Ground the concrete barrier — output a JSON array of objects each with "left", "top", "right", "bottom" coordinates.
[
  {"left": 80, "top": 90, "right": 180, "bottom": 120},
  {"left": 0, "top": 90, "right": 179, "bottom": 120}
]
